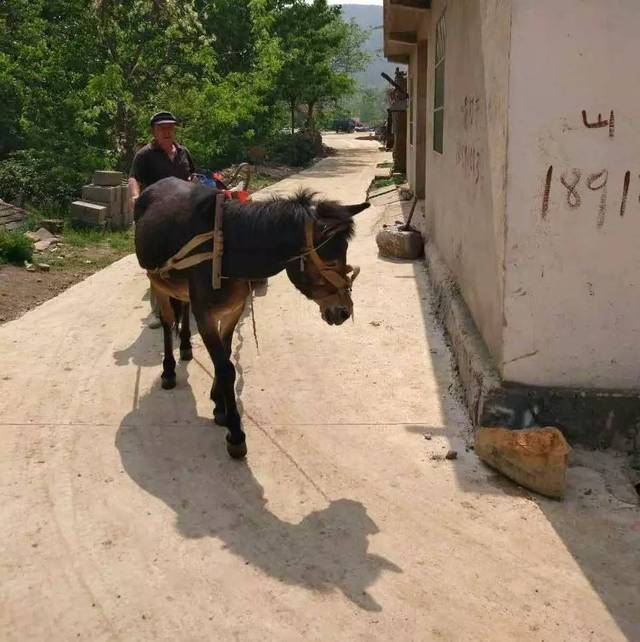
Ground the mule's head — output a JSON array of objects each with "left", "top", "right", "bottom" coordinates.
[{"left": 285, "top": 196, "right": 370, "bottom": 325}]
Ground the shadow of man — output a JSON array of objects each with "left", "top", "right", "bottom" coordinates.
[
  {"left": 115, "top": 366, "right": 401, "bottom": 611},
  {"left": 113, "top": 305, "right": 200, "bottom": 369}
]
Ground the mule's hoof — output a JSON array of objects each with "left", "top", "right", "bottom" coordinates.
[
  {"left": 226, "top": 437, "right": 247, "bottom": 459},
  {"left": 180, "top": 347, "right": 193, "bottom": 361},
  {"left": 161, "top": 375, "right": 176, "bottom": 390},
  {"left": 214, "top": 411, "right": 227, "bottom": 427}
]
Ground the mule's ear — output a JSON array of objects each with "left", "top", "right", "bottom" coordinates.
[{"left": 345, "top": 202, "right": 371, "bottom": 217}]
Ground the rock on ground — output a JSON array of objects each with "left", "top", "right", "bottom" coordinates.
[{"left": 475, "top": 427, "right": 571, "bottom": 499}]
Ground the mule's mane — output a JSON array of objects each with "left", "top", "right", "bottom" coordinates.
[{"left": 195, "top": 187, "right": 355, "bottom": 250}]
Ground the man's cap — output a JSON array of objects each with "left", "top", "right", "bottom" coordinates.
[{"left": 150, "top": 111, "right": 177, "bottom": 126}]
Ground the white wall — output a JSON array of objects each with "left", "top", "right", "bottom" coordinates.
[
  {"left": 503, "top": 0, "right": 640, "bottom": 388},
  {"left": 423, "top": 0, "right": 512, "bottom": 362}
]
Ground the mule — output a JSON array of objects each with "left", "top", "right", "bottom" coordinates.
[{"left": 134, "top": 177, "right": 369, "bottom": 459}]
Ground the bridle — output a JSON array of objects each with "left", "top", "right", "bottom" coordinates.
[{"left": 295, "top": 219, "right": 360, "bottom": 307}]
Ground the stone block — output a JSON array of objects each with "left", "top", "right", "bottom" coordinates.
[
  {"left": 121, "top": 182, "right": 134, "bottom": 227},
  {"left": 93, "top": 170, "right": 124, "bottom": 187},
  {"left": 70, "top": 201, "right": 107, "bottom": 227},
  {"left": 475, "top": 427, "right": 571, "bottom": 499},
  {"left": 82, "top": 184, "right": 121, "bottom": 207},
  {"left": 376, "top": 225, "right": 423, "bottom": 260},
  {"left": 39, "top": 219, "right": 64, "bottom": 235}
]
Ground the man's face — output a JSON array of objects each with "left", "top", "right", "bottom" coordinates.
[{"left": 152, "top": 123, "right": 177, "bottom": 148}]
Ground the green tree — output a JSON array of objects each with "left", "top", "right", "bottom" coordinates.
[{"left": 273, "top": 0, "right": 368, "bottom": 132}]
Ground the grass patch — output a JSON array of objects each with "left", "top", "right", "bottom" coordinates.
[
  {"left": 372, "top": 178, "right": 395, "bottom": 190},
  {"left": 250, "top": 174, "right": 280, "bottom": 192},
  {"left": 371, "top": 174, "right": 406, "bottom": 191},
  {"left": 22, "top": 200, "right": 68, "bottom": 232},
  {"left": 0, "top": 229, "right": 34, "bottom": 264},
  {"left": 62, "top": 224, "right": 134, "bottom": 253}
]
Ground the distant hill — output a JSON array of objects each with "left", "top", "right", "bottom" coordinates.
[{"left": 339, "top": 4, "right": 403, "bottom": 88}]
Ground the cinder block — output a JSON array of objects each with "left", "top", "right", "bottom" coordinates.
[
  {"left": 94, "top": 170, "right": 124, "bottom": 186},
  {"left": 70, "top": 201, "right": 107, "bottom": 227},
  {"left": 83, "top": 185, "right": 123, "bottom": 226},
  {"left": 82, "top": 184, "right": 120, "bottom": 206}
]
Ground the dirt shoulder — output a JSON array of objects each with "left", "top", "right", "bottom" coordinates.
[{"left": 0, "top": 236, "right": 132, "bottom": 324}]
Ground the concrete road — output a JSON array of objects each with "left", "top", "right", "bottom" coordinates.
[{"left": 1, "top": 134, "right": 638, "bottom": 641}]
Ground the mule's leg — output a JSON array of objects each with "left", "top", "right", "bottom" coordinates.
[
  {"left": 179, "top": 302, "right": 193, "bottom": 361},
  {"left": 160, "top": 320, "right": 177, "bottom": 389},
  {"left": 209, "top": 336, "right": 227, "bottom": 427},
  {"left": 194, "top": 311, "right": 246, "bottom": 458},
  {"left": 155, "top": 289, "right": 177, "bottom": 390},
  {"left": 210, "top": 300, "right": 247, "bottom": 427},
  {"left": 210, "top": 380, "right": 226, "bottom": 426}
]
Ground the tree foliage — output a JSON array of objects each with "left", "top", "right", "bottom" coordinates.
[
  {"left": 272, "top": 0, "right": 368, "bottom": 131},
  {"left": 0, "top": 0, "right": 369, "bottom": 207},
  {"left": 321, "top": 85, "right": 388, "bottom": 129}
]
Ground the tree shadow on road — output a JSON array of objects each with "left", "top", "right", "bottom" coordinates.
[{"left": 115, "top": 366, "right": 401, "bottom": 612}]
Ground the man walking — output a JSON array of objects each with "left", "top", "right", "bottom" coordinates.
[{"left": 129, "top": 111, "right": 195, "bottom": 328}]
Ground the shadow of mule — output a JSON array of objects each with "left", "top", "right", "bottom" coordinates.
[{"left": 115, "top": 368, "right": 401, "bottom": 611}]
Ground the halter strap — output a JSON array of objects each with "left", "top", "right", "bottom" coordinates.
[{"left": 303, "top": 219, "right": 355, "bottom": 291}]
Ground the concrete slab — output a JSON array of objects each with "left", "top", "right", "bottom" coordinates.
[
  {"left": 82, "top": 184, "right": 121, "bottom": 209},
  {"left": 70, "top": 200, "right": 107, "bottom": 227},
  {"left": 0, "top": 134, "right": 637, "bottom": 641},
  {"left": 94, "top": 170, "right": 124, "bottom": 186}
]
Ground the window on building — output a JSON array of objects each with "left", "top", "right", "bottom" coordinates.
[{"left": 433, "top": 10, "right": 446, "bottom": 153}]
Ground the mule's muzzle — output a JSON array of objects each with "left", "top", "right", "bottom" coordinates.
[
  {"left": 322, "top": 305, "right": 351, "bottom": 326},
  {"left": 315, "top": 263, "right": 359, "bottom": 326}
]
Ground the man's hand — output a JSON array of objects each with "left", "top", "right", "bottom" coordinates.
[{"left": 128, "top": 177, "right": 141, "bottom": 214}]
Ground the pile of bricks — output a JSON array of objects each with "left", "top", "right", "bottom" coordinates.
[
  {"left": 71, "top": 171, "right": 132, "bottom": 229},
  {"left": 0, "top": 199, "right": 28, "bottom": 232}
]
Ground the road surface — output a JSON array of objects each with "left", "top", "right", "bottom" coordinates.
[{"left": 1, "top": 134, "right": 638, "bottom": 641}]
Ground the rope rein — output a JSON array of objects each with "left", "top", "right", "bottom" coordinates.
[{"left": 248, "top": 282, "right": 260, "bottom": 354}]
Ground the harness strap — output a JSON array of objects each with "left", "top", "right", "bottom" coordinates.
[
  {"left": 147, "top": 231, "right": 214, "bottom": 276},
  {"left": 147, "top": 192, "right": 227, "bottom": 287},
  {"left": 212, "top": 193, "right": 225, "bottom": 289},
  {"left": 304, "top": 219, "right": 353, "bottom": 290}
]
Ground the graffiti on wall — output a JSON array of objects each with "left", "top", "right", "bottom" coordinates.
[
  {"left": 540, "top": 109, "right": 628, "bottom": 227},
  {"left": 456, "top": 144, "right": 480, "bottom": 184},
  {"left": 457, "top": 96, "right": 481, "bottom": 184},
  {"left": 461, "top": 95, "right": 480, "bottom": 131},
  {"left": 541, "top": 166, "right": 632, "bottom": 227},
  {"left": 581, "top": 109, "right": 615, "bottom": 137}
]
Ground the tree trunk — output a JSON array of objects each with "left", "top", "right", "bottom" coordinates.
[
  {"left": 290, "top": 99, "right": 296, "bottom": 135},
  {"left": 116, "top": 105, "right": 138, "bottom": 172},
  {"left": 306, "top": 100, "right": 316, "bottom": 129}
]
